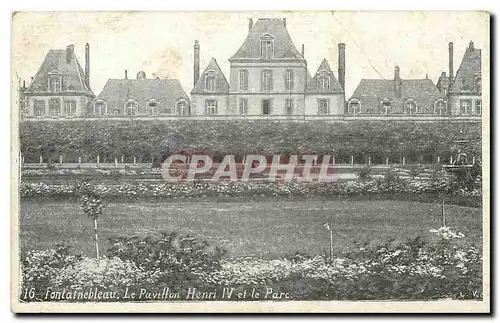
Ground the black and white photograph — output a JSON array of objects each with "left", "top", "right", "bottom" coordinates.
[{"left": 10, "top": 11, "right": 490, "bottom": 313}]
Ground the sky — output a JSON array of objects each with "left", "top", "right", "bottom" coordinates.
[{"left": 12, "top": 11, "right": 489, "bottom": 98}]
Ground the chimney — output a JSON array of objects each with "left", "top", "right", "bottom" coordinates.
[
  {"left": 194, "top": 40, "right": 200, "bottom": 86},
  {"left": 66, "top": 44, "right": 74, "bottom": 64},
  {"left": 283, "top": 18, "right": 286, "bottom": 27},
  {"left": 248, "top": 18, "right": 253, "bottom": 31},
  {"left": 394, "top": 66, "right": 402, "bottom": 99},
  {"left": 301, "top": 44, "right": 305, "bottom": 56},
  {"left": 338, "top": 43, "right": 346, "bottom": 92},
  {"left": 125, "top": 70, "right": 128, "bottom": 79},
  {"left": 85, "top": 43, "right": 90, "bottom": 89},
  {"left": 448, "top": 42, "right": 454, "bottom": 88},
  {"left": 469, "top": 40, "right": 474, "bottom": 50}
]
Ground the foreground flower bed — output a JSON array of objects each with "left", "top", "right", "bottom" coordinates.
[{"left": 20, "top": 228, "right": 482, "bottom": 302}]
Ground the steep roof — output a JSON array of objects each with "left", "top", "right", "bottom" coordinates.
[
  {"left": 350, "top": 78, "right": 445, "bottom": 113},
  {"left": 25, "top": 47, "right": 93, "bottom": 96},
  {"left": 306, "top": 59, "right": 344, "bottom": 93},
  {"left": 451, "top": 42, "right": 481, "bottom": 94},
  {"left": 95, "top": 78, "right": 189, "bottom": 110},
  {"left": 191, "top": 58, "right": 230, "bottom": 94},
  {"left": 230, "top": 18, "right": 304, "bottom": 61}
]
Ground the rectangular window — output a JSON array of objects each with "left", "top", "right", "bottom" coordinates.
[
  {"left": 261, "top": 70, "right": 273, "bottom": 92},
  {"left": 262, "top": 99, "right": 271, "bottom": 115},
  {"left": 49, "top": 98, "right": 61, "bottom": 116},
  {"left": 285, "top": 70, "right": 294, "bottom": 91},
  {"left": 239, "top": 70, "right": 248, "bottom": 91},
  {"left": 33, "top": 100, "right": 45, "bottom": 116},
  {"left": 260, "top": 40, "right": 274, "bottom": 59},
  {"left": 126, "top": 102, "right": 137, "bottom": 116},
  {"left": 460, "top": 99, "right": 472, "bottom": 115},
  {"left": 285, "top": 99, "right": 293, "bottom": 115},
  {"left": 239, "top": 98, "right": 248, "bottom": 115},
  {"left": 49, "top": 77, "right": 61, "bottom": 93},
  {"left": 177, "top": 101, "right": 188, "bottom": 115},
  {"left": 205, "top": 75, "right": 216, "bottom": 92},
  {"left": 475, "top": 99, "right": 482, "bottom": 115},
  {"left": 318, "top": 99, "right": 330, "bottom": 115},
  {"left": 205, "top": 100, "right": 218, "bottom": 115},
  {"left": 64, "top": 100, "right": 77, "bottom": 116}
]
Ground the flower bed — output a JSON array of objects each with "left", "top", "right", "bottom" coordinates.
[
  {"left": 19, "top": 228, "right": 483, "bottom": 302},
  {"left": 20, "top": 175, "right": 482, "bottom": 205}
]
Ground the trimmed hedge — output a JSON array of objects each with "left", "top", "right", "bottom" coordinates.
[{"left": 20, "top": 120, "right": 481, "bottom": 164}]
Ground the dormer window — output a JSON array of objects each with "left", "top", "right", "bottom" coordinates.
[
  {"left": 94, "top": 100, "right": 107, "bottom": 116},
  {"left": 474, "top": 73, "right": 482, "bottom": 94},
  {"left": 404, "top": 99, "right": 418, "bottom": 114},
  {"left": 434, "top": 99, "right": 447, "bottom": 115},
  {"left": 318, "top": 75, "right": 330, "bottom": 92},
  {"left": 48, "top": 75, "right": 62, "bottom": 93},
  {"left": 176, "top": 99, "right": 188, "bottom": 115},
  {"left": 148, "top": 99, "right": 159, "bottom": 115},
  {"left": 126, "top": 99, "right": 138, "bottom": 116},
  {"left": 204, "top": 71, "right": 216, "bottom": 92},
  {"left": 381, "top": 99, "right": 391, "bottom": 115},
  {"left": 260, "top": 34, "right": 274, "bottom": 59},
  {"left": 348, "top": 100, "right": 360, "bottom": 115}
]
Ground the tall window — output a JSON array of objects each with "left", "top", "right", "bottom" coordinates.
[
  {"left": 205, "top": 100, "right": 217, "bottom": 115},
  {"left": 49, "top": 76, "right": 61, "bottom": 93},
  {"left": 49, "top": 98, "right": 61, "bottom": 116},
  {"left": 435, "top": 100, "right": 447, "bottom": 115},
  {"left": 126, "top": 99, "right": 138, "bottom": 116},
  {"left": 260, "top": 39, "right": 274, "bottom": 59},
  {"left": 381, "top": 99, "right": 391, "bottom": 115},
  {"left": 33, "top": 100, "right": 45, "bottom": 116},
  {"left": 64, "top": 100, "right": 76, "bottom": 116},
  {"left": 261, "top": 69, "right": 273, "bottom": 92},
  {"left": 239, "top": 98, "right": 248, "bottom": 115},
  {"left": 318, "top": 99, "right": 330, "bottom": 115},
  {"left": 318, "top": 76, "right": 330, "bottom": 92},
  {"left": 149, "top": 101, "right": 158, "bottom": 115},
  {"left": 285, "top": 69, "right": 294, "bottom": 91},
  {"left": 239, "top": 70, "right": 248, "bottom": 91},
  {"left": 404, "top": 99, "right": 418, "bottom": 114},
  {"left": 285, "top": 98, "right": 293, "bottom": 115},
  {"left": 94, "top": 101, "right": 106, "bottom": 116},
  {"left": 460, "top": 99, "right": 472, "bottom": 115},
  {"left": 348, "top": 100, "right": 360, "bottom": 115},
  {"left": 475, "top": 99, "right": 482, "bottom": 115},
  {"left": 204, "top": 72, "right": 216, "bottom": 92},
  {"left": 177, "top": 100, "right": 188, "bottom": 115},
  {"left": 474, "top": 73, "right": 482, "bottom": 93},
  {"left": 262, "top": 99, "right": 271, "bottom": 115}
]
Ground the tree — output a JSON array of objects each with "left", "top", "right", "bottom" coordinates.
[{"left": 78, "top": 179, "right": 104, "bottom": 260}]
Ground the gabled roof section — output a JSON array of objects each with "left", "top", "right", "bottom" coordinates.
[
  {"left": 191, "top": 58, "right": 229, "bottom": 94},
  {"left": 349, "top": 78, "right": 445, "bottom": 113},
  {"left": 94, "top": 78, "right": 189, "bottom": 110},
  {"left": 306, "top": 59, "right": 344, "bottom": 93},
  {"left": 451, "top": 42, "right": 481, "bottom": 94},
  {"left": 230, "top": 18, "right": 304, "bottom": 61},
  {"left": 25, "top": 47, "right": 93, "bottom": 95}
]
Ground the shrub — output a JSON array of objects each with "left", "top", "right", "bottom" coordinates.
[
  {"left": 357, "top": 166, "right": 372, "bottom": 181},
  {"left": 106, "top": 232, "right": 227, "bottom": 287}
]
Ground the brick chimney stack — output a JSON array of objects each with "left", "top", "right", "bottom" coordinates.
[
  {"left": 66, "top": 44, "right": 74, "bottom": 64},
  {"left": 448, "top": 42, "right": 454, "bottom": 90},
  {"left": 194, "top": 40, "right": 200, "bottom": 87},
  {"left": 338, "top": 43, "right": 346, "bottom": 93},
  {"left": 249, "top": 18, "right": 253, "bottom": 31},
  {"left": 394, "top": 66, "right": 402, "bottom": 99},
  {"left": 301, "top": 44, "right": 305, "bottom": 56},
  {"left": 85, "top": 43, "right": 90, "bottom": 89},
  {"left": 283, "top": 18, "right": 286, "bottom": 27},
  {"left": 125, "top": 70, "right": 128, "bottom": 80}
]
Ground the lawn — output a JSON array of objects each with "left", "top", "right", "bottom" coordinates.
[{"left": 19, "top": 198, "right": 482, "bottom": 258}]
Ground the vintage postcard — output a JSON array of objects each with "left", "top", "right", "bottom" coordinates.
[{"left": 11, "top": 11, "right": 490, "bottom": 313}]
